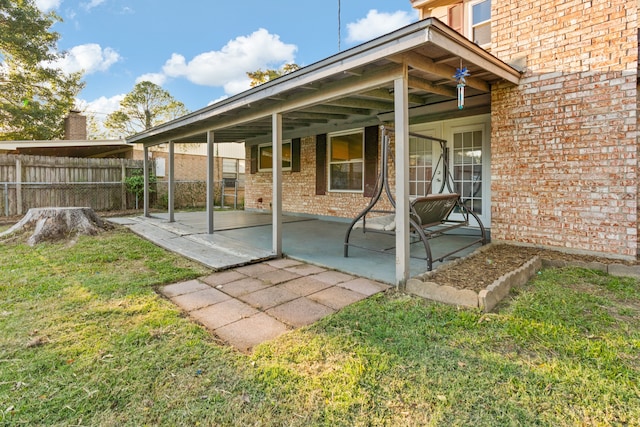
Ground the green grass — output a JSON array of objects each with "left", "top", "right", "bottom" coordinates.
[{"left": 1, "top": 230, "right": 639, "bottom": 426}]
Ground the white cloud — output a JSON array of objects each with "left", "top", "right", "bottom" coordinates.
[
  {"left": 35, "top": 0, "right": 62, "bottom": 11},
  {"left": 135, "top": 73, "right": 167, "bottom": 86},
  {"left": 162, "top": 28, "right": 297, "bottom": 96},
  {"left": 77, "top": 94, "right": 125, "bottom": 139},
  {"left": 52, "top": 43, "right": 121, "bottom": 74},
  {"left": 207, "top": 95, "right": 229, "bottom": 106},
  {"left": 82, "top": 0, "right": 106, "bottom": 10},
  {"left": 346, "top": 10, "right": 415, "bottom": 44}
]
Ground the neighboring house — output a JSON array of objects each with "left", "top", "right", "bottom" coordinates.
[
  {"left": 0, "top": 112, "right": 132, "bottom": 158},
  {"left": 127, "top": 0, "right": 637, "bottom": 285}
]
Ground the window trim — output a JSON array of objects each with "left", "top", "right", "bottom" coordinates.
[
  {"left": 467, "top": 0, "right": 491, "bottom": 48},
  {"left": 257, "top": 141, "right": 292, "bottom": 172},
  {"left": 327, "top": 129, "right": 365, "bottom": 193}
]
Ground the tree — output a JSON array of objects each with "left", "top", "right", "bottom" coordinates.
[
  {"left": 0, "top": 0, "right": 84, "bottom": 140},
  {"left": 247, "top": 63, "right": 300, "bottom": 87},
  {"left": 104, "top": 81, "right": 190, "bottom": 138}
]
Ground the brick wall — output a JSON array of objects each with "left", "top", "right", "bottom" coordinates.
[
  {"left": 245, "top": 135, "right": 395, "bottom": 218},
  {"left": 490, "top": 0, "right": 638, "bottom": 258}
]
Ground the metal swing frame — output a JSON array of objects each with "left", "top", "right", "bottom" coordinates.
[{"left": 343, "top": 125, "right": 487, "bottom": 271}]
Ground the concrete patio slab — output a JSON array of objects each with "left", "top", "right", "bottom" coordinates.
[
  {"left": 308, "top": 286, "right": 368, "bottom": 310},
  {"left": 265, "top": 258, "right": 304, "bottom": 268},
  {"left": 201, "top": 270, "right": 247, "bottom": 286},
  {"left": 284, "top": 263, "right": 327, "bottom": 276},
  {"left": 234, "top": 263, "right": 278, "bottom": 276},
  {"left": 216, "top": 277, "right": 271, "bottom": 297},
  {"left": 238, "top": 286, "right": 300, "bottom": 310},
  {"left": 337, "top": 277, "right": 391, "bottom": 296},
  {"left": 312, "top": 270, "right": 356, "bottom": 285},
  {"left": 161, "top": 279, "right": 210, "bottom": 298},
  {"left": 266, "top": 297, "right": 336, "bottom": 327},
  {"left": 278, "top": 276, "right": 333, "bottom": 297},
  {"left": 258, "top": 269, "right": 301, "bottom": 285},
  {"left": 170, "top": 287, "right": 231, "bottom": 312},
  {"left": 214, "top": 312, "right": 289, "bottom": 353},
  {"left": 191, "top": 299, "right": 258, "bottom": 330}
]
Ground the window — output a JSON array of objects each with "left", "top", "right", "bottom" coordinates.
[
  {"left": 222, "top": 158, "right": 245, "bottom": 187},
  {"left": 409, "top": 135, "right": 434, "bottom": 198},
  {"left": 470, "top": 0, "right": 491, "bottom": 47},
  {"left": 329, "top": 130, "right": 363, "bottom": 192},
  {"left": 258, "top": 142, "right": 291, "bottom": 171},
  {"left": 452, "top": 130, "right": 483, "bottom": 214}
]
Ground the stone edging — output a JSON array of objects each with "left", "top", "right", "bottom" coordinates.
[{"left": 406, "top": 250, "right": 640, "bottom": 312}]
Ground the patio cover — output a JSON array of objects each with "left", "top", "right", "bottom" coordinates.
[{"left": 126, "top": 17, "right": 521, "bottom": 286}]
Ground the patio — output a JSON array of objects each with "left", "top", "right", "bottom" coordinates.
[
  {"left": 108, "top": 210, "right": 486, "bottom": 350},
  {"left": 110, "top": 210, "right": 486, "bottom": 285}
]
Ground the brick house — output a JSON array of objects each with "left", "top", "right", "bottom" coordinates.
[{"left": 128, "top": 0, "right": 637, "bottom": 285}]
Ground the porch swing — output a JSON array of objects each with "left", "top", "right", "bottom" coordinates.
[{"left": 343, "top": 125, "right": 487, "bottom": 271}]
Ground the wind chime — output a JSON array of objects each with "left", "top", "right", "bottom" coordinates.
[{"left": 453, "top": 61, "right": 470, "bottom": 110}]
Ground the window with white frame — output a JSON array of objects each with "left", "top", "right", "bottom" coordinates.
[
  {"left": 469, "top": 0, "right": 491, "bottom": 47},
  {"left": 222, "top": 158, "right": 245, "bottom": 187},
  {"left": 409, "top": 135, "right": 435, "bottom": 198},
  {"left": 258, "top": 141, "right": 292, "bottom": 171},
  {"left": 328, "top": 130, "right": 363, "bottom": 192}
]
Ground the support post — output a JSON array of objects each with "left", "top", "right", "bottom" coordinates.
[
  {"left": 15, "top": 157, "right": 22, "bottom": 215},
  {"left": 143, "top": 146, "right": 150, "bottom": 217},
  {"left": 394, "top": 70, "right": 410, "bottom": 287},
  {"left": 206, "top": 131, "right": 215, "bottom": 234},
  {"left": 168, "top": 140, "right": 175, "bottom": 222},
  {"left": 120, "top": 163, "right": 126, "bottom": 210},
  {"left": 272, "top": 113, "right": 283, "bottom": 257}
]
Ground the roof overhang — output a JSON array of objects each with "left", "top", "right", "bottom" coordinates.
[
  {"left": 0, "top": 139, "right": 131, "bottom": 158},
  {"left": 126, "top": 18, "right": 521, "bottom": 147}
]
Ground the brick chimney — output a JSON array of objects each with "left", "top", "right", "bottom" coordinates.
[{"left": 64, "top": 110, "right": 87, "bottom": 140}]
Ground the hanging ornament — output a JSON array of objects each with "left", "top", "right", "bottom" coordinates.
[{"left": 453, "top": 63, "right": 470, "bottom": 110}]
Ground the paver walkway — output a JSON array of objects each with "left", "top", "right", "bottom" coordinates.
[{"left": 160, "top": 257, "right": 390, "bottom": 352}]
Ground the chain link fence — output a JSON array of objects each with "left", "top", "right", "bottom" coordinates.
[{"left": 0, "top": 179, "right": 245, "bottom": 218}]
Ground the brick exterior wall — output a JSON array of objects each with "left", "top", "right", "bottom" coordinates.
[
  {"left": 490, "top": 0, "right": 638, "bottom": 258},
  {"left": 244, "top": 136, "right": 395, "bottom": 218}
]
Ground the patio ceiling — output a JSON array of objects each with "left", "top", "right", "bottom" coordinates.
[{"left": 126, "top": 18, "right": 521, "bottom": 147}]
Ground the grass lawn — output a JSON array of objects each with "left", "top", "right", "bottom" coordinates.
[{"left": 1, "top": 228, "right": 639, "bottom": 426}]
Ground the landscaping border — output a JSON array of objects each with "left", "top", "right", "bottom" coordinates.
[{"left": 406, "top": 245, "right": 640, "bottom": 312}]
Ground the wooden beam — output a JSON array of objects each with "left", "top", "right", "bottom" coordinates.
[
  {"left": 360, "top": 88, "right": 426, "bottom": 105},
  {"left": 408, "top": 76, "right": 457, "bottom": 98},
  {"left": 398, "top": 52, "right": 490, "bottom": 92},
  {"left": 325, "top": 97, "right": 394, "bottom": 111},
  {"left": 303, "top": 105, "right": 372, "bottom": 116}
]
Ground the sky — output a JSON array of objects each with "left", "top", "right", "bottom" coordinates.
[{"left": 34, "top": 0, "right": 419, "bottom": 127}]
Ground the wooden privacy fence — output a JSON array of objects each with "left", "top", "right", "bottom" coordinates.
[{"left": 0, "top": 155, "right": 145, "bottom": 217}]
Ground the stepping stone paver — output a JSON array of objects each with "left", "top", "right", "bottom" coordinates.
[
  {"left": 312, "top": 270, "right": 355, "bottom": 285},
  {"left": 238, "top": 286, "right": 300, "bottom": 310},
  {"left": 337, "top": 277, "right": 390, "bottom": 296},
  {"left": 284, "top": 264, "right": 327, "bottom": 276},
  {"left": 258, "top": 269, "right": 301, "bottom": 285},
  {"left": 267, "top": 297, "right": 336, "bottom": 327},
  {"left": 161, "top": 279, "right": 210, "bottom": 298},
  {"left": 265, "top": 258, "right": 303, "bottom": 268},
  {"left": 159, "top": 260, "right": 389, "bottom": 352},
  {"left": 308, "top": 286, "right": 367, "bottom": 310},
  {"left": 171, "top": 287, "right": 231, "bottom": 312},
  {"left": 217, "top": 277, "right": 271, "bottom": 297},
  {"left": 201, "top": 270, "right": 247, "bottom": 286},
  {"left": 191, "top": 298, "right": 258, "bottom": 330},
  {"left": 214, "top": 312, "right": 289, "bottom": 352},
  {"left": 278, "top": 276, "right": 333, "bottom": 296},
  {"left": 235, "top": 263, "right": 277, "bottom": 276}
]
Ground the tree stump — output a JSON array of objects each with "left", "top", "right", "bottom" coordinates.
[{"left": 0, "top": 207, "right": 113, "bottom": 246}]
